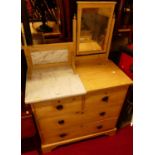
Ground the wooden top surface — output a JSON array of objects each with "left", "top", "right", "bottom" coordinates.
[{"left": 76, "top": 60, "right": 132, "bottom": 92}]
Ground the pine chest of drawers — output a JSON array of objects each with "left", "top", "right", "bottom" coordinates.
[
  {"left": 29, "top": 61, "right": 132, "bottom": 153},
  {"left": 23, "top": 1, "right": 132, "bottom": 152}
]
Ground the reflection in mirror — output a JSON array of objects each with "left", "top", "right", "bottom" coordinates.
[
  {"left": 79, "top": 8, "right": 112, "bottom": 54},
  {"left": 24, "top": 0, "right": 62, "bottom": 44}
]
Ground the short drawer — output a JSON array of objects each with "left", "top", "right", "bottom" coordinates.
[
  {"left": 80, "top": 118, "right": 117, "bottom": 136},
  {"left": 85, "top": 86, "right": 128, "bottom": 110},
  {"left": 82, "top": 105, "right": 121, "bottom": 122},
  {"left": 32, "top": 96, "right": 82, "bottom": 119},
  {"left": 37, "top": 113, "right": 82, "bottom": 134}
]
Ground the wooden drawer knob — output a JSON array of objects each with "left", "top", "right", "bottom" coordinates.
[
  {"left": 99, "top": 112, "right": 106, "bottom": 116},
  {"left": 56, "top": 105, "right": 63, "bottom": 110},
  {"left": 58, "top": 120, "right": 65, "bottom": 125},
  {"left": 102, "top": 96, "right": 109, "bottom": 102},
  {"left": 59, "top": 133, "right": 67, "bottom": 138},
  {"left": 96, "top": 125, "right": 103, "bottom": 129}
]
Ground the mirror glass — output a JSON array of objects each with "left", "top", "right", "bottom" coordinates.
[{"left": 79, "top": 7, "right": 112, "bottom": 55}]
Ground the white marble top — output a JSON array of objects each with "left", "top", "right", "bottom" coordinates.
[
  {"left": 31, "top": 49, "right": 68, "bottom": 65},
  {"left": 25, "top": 66, "right": 86, "bottom": 104}
]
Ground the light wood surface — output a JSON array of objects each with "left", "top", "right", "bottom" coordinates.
[
  {"left": 106, "top": 15, "right": 115, "bottom": 58},
  {"left": 76, "top": 60, "right": 132, "bottom": 92},
  {"left": 85, "top": 85, "right": 128, "bottom": 107},
  {"left": 23, "top": 46, "right": 33, "bottom": 79},
  {"left": 82, "top": 105, "right": 121, "bottom": 122},
  {"left": 32, "top": 97, "right": 82, "bottom": 119},
  {"left": 41, "top": 128, "right": 117, "bottom": 153},
  {"left": 72, "top": 15, "right": 77, "bottom": 73},
  {"left": 37, "top": 113, "right": 82, "bottom": 133},
  {"left": 79, "top": 41, "right": 102, "bottom": 54},
  {"left": 81, "top": 118, "right": 117, "bottom": 135},
  {"left": 75, "top": 54, "right": 107, "bottom": 65},
  {"left": 41, "top": 117, "right": 117, "bottom": 144}
]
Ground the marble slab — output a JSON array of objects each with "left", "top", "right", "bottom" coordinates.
[
  {"left": 31, "top": 49, "right": 68, "bottom": 65},
  {"left": 25, "top": 66, "right": 86, "bottom": 104}
]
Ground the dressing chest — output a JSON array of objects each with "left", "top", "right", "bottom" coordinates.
[{"left": 23, "top": 2, "right": 132, "bottom": 153}]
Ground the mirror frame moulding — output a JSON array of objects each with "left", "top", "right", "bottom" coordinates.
[{"left": 76, "top": 1, "right": 116, "bottom": 56}]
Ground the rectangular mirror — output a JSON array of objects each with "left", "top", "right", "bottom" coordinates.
[{"left": 77, "top": 2, "right": 116, "bottom": 55}]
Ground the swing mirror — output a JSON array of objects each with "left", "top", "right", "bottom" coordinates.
[{"left": 77, "top": 2, "right": 116, "bottom": 55}]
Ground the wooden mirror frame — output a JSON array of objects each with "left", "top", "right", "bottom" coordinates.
[{"left": 76, "top": 1, "right": 116, "bottom": 56}]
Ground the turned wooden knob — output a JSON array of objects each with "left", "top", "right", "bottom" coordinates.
[
  {"left": 99, "top": 112, "right": 106, "bottom": 116},
  {"left": 59, "top": 133, "right": 67, "bottom": 138},
  {"left": 97, "top": 125, "right": 103, "bottom": 129},
  {"left": 56, "top": 105, "right": 63, "bottom": 110},
  {"left": 102, "top": 96, "right": 109, "bottom": 102},
  {"left": 58, "top": 120, "right": 65, "bottom": 125}
]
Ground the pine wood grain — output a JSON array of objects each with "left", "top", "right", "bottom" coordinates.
[
  {"left": 41, "top": 128, "right": 117, "bottom": 153},
  {"left": 76, "top": 60, "right": 132, "bottom": 92}
]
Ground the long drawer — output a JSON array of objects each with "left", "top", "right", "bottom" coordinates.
[
  {"left": 41, "top": 118, "right": 117, "bottom": 144},
  {"left": 85, "top": 86, "right": 128, "bottom": 110},
  {"left": 41, "top": 126, "right": 83, "bottom": 144},
  {"left": 37, "top": 112, "right": 82, "bottom": 134},
  {"left": 32, "top": 96, "right": 82, "bottom": 119},
  {"left": 37, "top": 105, "right": 120, "bottom": 136}
]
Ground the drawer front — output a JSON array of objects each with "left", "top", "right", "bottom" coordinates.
[
  {"left": 37, "top": 113, "right": 82, "bottom": 134},
  {"left": 41, "top": 118, "right": 117, "bottom": 144},
  {"left": 32, "top": 96, "right": 82, "bottom": 119},
  {"left": 85, "top": 86, "right": 128, "bottom": 110},
  {"left": 82, "top": 105, "right": 121, "bottom": 122},
  {"left": 80, "top": 118, "right": 117, "bottom": 136},
  {"left": 41, "top": 126, "right": 82, "bottom": 144}
]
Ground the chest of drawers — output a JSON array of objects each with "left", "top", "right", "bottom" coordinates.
[
  {"left": 28, "top": 61, "right": 132, "bottom": 153},
  {"left": 23, "top": 1, "right": 132, "bottom": 152},
  {"left": 32, "top": 86, "right": 129, "bottom": 152}
]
